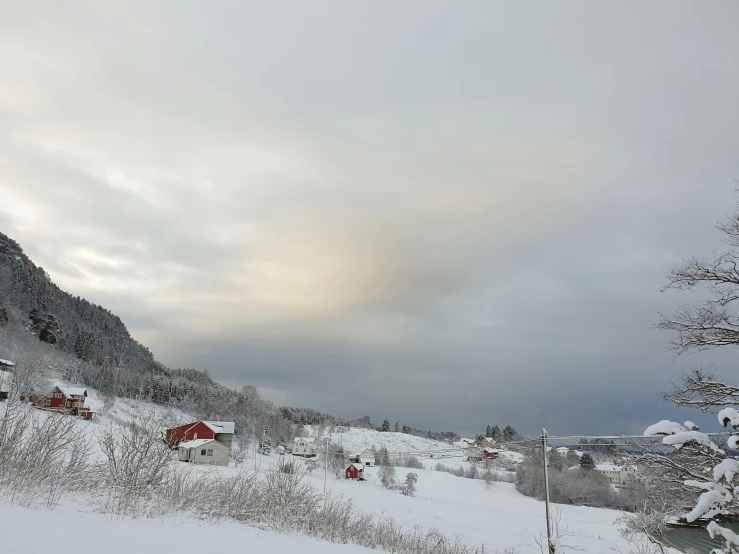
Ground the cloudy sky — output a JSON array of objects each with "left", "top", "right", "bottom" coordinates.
[{"left": 2, "top": 1, "right": 739, "bottom": 435}]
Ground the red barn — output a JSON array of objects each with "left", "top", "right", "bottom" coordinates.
[
  {"left": 345, "top": 463, "right": 365, "bottom": 480},
  {"left": 165, "top": 421, "right": 235, "bottom": 447}
]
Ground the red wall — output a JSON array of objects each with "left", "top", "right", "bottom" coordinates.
[{"left": 166, "top": 422, "right": 215, "bottom": 444}]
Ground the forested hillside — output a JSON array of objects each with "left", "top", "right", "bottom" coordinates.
[
  {"left": 0, "top": 232, "right": 459, "bottom": 445},
  {"left": 0, "top": 232, "right": 156, "bottom": 370}
]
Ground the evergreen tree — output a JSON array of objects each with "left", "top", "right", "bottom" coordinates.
[
  {"left": 381, "top": 419, "right": 390, "bottom": 432},
  {"left": 580, "top": 452, "right": 595, "bottom": 471},
  {"left": 502, "top": 425, "right": 518, "bottom": 442},
  {"left": 393, "top": 422, "right": 399, "bottom": 432},
  {"left": 547, "top": 448, "right": 564, "bottom": 471},
  {"left": 491, "top": 425, "right": 502, "bottom": 442},
  {"left": 259, "top": 426, "right": 271, "bottom": 455}
]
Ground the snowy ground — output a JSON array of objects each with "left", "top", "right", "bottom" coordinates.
[
  {"left": 0, "top": 501, "right": 370, "bottom": 554},
  {"left": 0, "top": 381, "right": 676, "bottom": 553}
]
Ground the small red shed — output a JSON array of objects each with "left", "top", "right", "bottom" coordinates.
[{"left": 345, "top": 463, "right": 365, "bottom": 480}]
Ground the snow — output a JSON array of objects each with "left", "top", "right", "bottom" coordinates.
[
  {"left": 644, "top": 420, "right": 686, "bottom": 436},
  {"left": 178, "top": 438, "right": 216, "bottom": 449},
  {"left": 59, "top": 387, "right": 87, "bottom": 397},
  {"left": 718, "top": 407, "right": 739, "bottom": 428},
  {"left": 662, "top": 430, "right": 722, "bottom": 452},
  {"left": 0, "top": 501, "right": 371, "bottom": 554},
  {"left": 595, "top": 464, "right": 621, "bottom": 472},
  {"left": 0, "top": 381, "right": 681, "bottom": 554},
  {"left": 203, "top": 420, "right": 235, "bottom": 434},
  {"left": 0, "top": 358, "right": 15, "bottom": 366}
]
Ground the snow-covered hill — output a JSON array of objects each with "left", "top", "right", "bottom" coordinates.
[
  {"left": 309, "top": 425, "right": 454, "bottom": 455},
  {"left": 1, "top": 381, "right": 677, "bottom": 554}
]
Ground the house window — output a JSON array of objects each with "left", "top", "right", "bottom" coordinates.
[
  {"left": 45, "top": 400, "right": 50, "bottom": 406},
  {"left": 201, "top": 449, "right": 206, "bottom": 456},
  {"left": 207, "top": 450, "right": 213, "bottom": 456},
  {"left": 365, "top": 462, "right": 370, "bottom": 466}
]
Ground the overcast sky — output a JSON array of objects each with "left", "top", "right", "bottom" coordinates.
[{"left": 2, "top": 1, "right": 739, "bottom": 436}]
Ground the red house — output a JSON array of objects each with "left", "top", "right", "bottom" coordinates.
[
  {"left": 345, "top": 463, "right": 365, "bottom": 480},
  {"left": 165, "top": 421, "right": 235, "bottom": 447},
  {"left": 28, "top": 386, "right": 93, "bottom": 420}
]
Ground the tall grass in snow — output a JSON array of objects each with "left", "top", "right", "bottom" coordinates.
[{"left": 0, "top": 397, "right": 484, "bottom": 554}]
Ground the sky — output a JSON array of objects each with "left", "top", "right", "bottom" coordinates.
[{"left": 1, "top": 1, "right": 739, "bottom": 436}]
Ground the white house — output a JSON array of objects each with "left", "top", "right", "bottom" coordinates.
[
  {"left": 595, "top": 464, "right": 638, "bottom": 486},
  {"left": 348, "top": 450, "right": 375, "bottom": 467},
  {"left": 293, "top": 437, "right": 317, "bottom": 458},
  {"left": 178, "top": 438, "right": 230, "bottom": 466}
]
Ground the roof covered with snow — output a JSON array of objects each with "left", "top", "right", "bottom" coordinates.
[
  {"left": 179, "top": 439, "right": 217, "bottom": 449},
  {"left": 0, "top": 359, "right": 15, "bottom": 367},
  {"left": 294, "top": 437, "right": 315, "bottom": 443},
  {"left": 203, "top": 421, "right": 235, "bottom": 434},
  {"left": 349, "top": 463, "right": 365, "bottom": 471},
  {"left": 595, "top": 464, "right": 621, "bottom": 472},
  {"left": 60, "top": 387, "right": 87, "bottom": 397}
]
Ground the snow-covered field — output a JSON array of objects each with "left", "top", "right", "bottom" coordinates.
[{"left": 0, "top": 380, "right": 670, "bottom": 554}]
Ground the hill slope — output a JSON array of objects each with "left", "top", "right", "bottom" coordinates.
[{"left": 0, "top": 232, "right": 156, "bottom": 370}]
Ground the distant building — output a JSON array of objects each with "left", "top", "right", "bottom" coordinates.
[
  {"left": 0, "top": 359, "right": 15, "bottom": 369},
  {"left": 293, "top": 437, "right": 317, "bottom": 458},
  {"left": 27, "top": 386, "right": 93, "bottom": 420},
  {"left": 483, "top": 447, "right": 500, "bottom": 460},
  {"left": 178, "top": 439, "right": 230, "bottom": 466},
  {"left": 348, "top": 451, "right": 375, "bottom": 467},
  {"left": 479, "top": 437, "right": 496, "bottom": 447},
  {"left": 345, "top": 463, "right": 365, "bottom": 480},
  {"left": 595, "top": 464, "right": 638, "bottom": 486}
]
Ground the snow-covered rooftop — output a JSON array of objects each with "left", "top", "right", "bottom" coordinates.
[
  {"left": 179, "top": 439, "right": 216, "bottom": 449},
  {"left": 595, "top": 464, "right": 621, "bottom": 472},
  {"left": 0, "top": 359, "right": 15, "bottom": 367},
  {"left": 62, "top": 387, "right": 87, "bottom": 397},
  {"left": 203, "top": 421, "right": 235, "bottom": 434},
  {"left": 294, "top": 437, "right": 315, "bottom": 443}
]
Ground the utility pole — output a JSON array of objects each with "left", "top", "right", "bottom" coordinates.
[
  {"left": 541, "top": 428, "right": 554, "bottom": 553},
  {"left": 324, "top": 436, "right": 328, "bottom": 494}
]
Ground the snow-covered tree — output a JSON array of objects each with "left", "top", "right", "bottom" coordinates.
[
  {"left": 393, "top": 422, "right": 399, "bottom": 432},
  {"left": 258, "top": 426, "right": 271, "bottom": 455},
  {"left": 381, "top": 419, "right": 390, "bottom": 432},
  {"left": 547, "top": 449, "right": 564, "bottom": 471},
  {"left": 631, "top": 199, "right": 739, "bottom": 553},
  {"left": 565, "top": 449, "right": 579, "bottom": 468},
  {"left": 402, "top": 473, "right": 418, "bottom": 496},
  {"left": 579, "top": 452, "right": 595, "bottom": 471},
  {"left": 502, "top": 425, "right": 518, "bottom": 442},
  {"left": 380, "top": 464, "right": 396, "bottom": 488}
]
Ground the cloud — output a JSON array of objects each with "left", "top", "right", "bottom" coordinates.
[{"left": 2, "top": 1, "right": 739, "bottom": 435}]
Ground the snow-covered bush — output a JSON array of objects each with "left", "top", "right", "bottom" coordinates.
[{"left": 98, "top": 410, "right": 176, "bottom": 516}]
